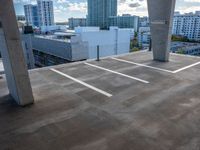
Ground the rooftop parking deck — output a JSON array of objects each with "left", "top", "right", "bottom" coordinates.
[{"left": 0, "top": 51, "right": 200, "bottom": 150}]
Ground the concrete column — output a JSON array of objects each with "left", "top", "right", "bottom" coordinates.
[
  {"left": 147, "top": 0, "right": 176, "bottom": 62},
  {"left": 0, "top": 0, "right": 34, "bottom": 106},
  {"left": 22, "top": 34, "right": 35, "bottom": 69}
]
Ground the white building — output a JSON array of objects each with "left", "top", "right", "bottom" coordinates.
[
  {"left": 138, "top": 27, "right": 151, "bottom": 48},
  {"left": 24, "top": 4, "right": 39, "bottom": 27},
  {"left": 20, "top": 27, "right": 132, "bottom": 67},
  {"left": 24, "top": 0, "right": 55, "bottom": 28},
  {"left": 75, "top": 27, "right": 131, "bottom": 59},
  {"left": 40, "top": 25, "right": 67, "bottom": 33},
  {"left": 27, "top": 33, "right": 88, "bottom": 67},
  {"left": 172, "top": 11, "right": 200, "bottom": 41},
  {"left": 37, "top": 0, "right": 55, "bottom": 27}
]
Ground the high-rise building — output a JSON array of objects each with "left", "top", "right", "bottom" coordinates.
[
  {"left": 109, "top": 14, "right": 139, "bottom": 31},
  {"left": 87, "top": 0, "right": 117, "bottom": 29},
  {"left": 24, "top": 0, "right": 54, "bottom": 27},
  {"left": 139, "top": 17, "right": 150, "bottom": 27},
  {"left": 24, "top": 4, "right": 39, "bottom": 27},
  {"left": 172, "top": 11, "right": 200, "bottom": 41},
  {"left": 68, "top": 18, "right": 87, "bottom": 29},
  {"left": 37, "top": 0, "right": 55, "bottom": 27}
]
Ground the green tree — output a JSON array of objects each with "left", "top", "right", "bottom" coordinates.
[
  {"left": 130, "top": 47, "right": 139, "bottom": 52},
  {"left": 177, "top": 48, "right": 185, "bottom": 54}
]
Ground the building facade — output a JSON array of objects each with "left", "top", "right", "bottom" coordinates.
[
  {"left": 109, "top": 14, "right": 139, "bottom": 31},
  {"left": 138, "top": 27, "right": 151, "bottom": 48},
  {"left": 37, "top": 0, "right": 55, "bottom": 27},
  {"left": 31, "top": 34, "right": 88, "bottom": 67},
  {"left": 171, "top": 42, "right": 200, "bottom": 56},
  {"left": 139, "top": 16, "right": 150, "bottom": 27},
  {"left": 172, "top": 11, "right": 200, "bottom": 41},
  {"left": 24, "top": 0, "right": 54, "bottom": 28},
  {"left": 24, "top": 4, "right": 39, "bottom": 27},
  {"left": 87, "top": 0, "right": 117, "bottom": 29},
  {"left": 75, "top": 27, "right": 131, "bottom": 59},
  {"left": 68, "top": 18, "right": 87, "bottom": 29}
]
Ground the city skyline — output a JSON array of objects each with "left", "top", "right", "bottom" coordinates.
[{"left": 14, "top": 0, "right": 200, "bottom": 22}]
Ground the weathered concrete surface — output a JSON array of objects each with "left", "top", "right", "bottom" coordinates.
[
  {"left": 0, "top": 59, "right": 4, "bottom": 74},
  {"left": 147, "top": 0, "right": 176, "bottom": 61},
  {"left": 0, "top": 0, "right": 34, "bottom": 105},
  {"left": 0, "top": 52, "right": 200, "bottom": 150}
]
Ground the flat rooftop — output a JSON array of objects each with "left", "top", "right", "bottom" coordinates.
[{"left": 0, "top": 51, "right": 200, "bottom": 150}]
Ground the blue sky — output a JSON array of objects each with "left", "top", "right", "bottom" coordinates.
[{"left": 14, "top": 0, "right": 200, "bottom": 22}]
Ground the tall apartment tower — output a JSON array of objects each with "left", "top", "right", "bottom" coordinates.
[
  {"left": 37, "top": 0, "right": 55, "bottom": 26},
  {"left": 87, "top": 0, "right": 117, "bottom": 29},
  {"left": 24, "top": 4, "right": 39, "bottom": 27},
  {"left": 172, "top": 11, "right": 200, "bottom": 41}
]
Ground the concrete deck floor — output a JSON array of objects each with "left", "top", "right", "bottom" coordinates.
[{"left": 0, "top": 51, "right": 200, "bottom": 150}]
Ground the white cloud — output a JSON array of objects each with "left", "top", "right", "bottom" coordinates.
[
  {"left": 14, "top": 0, "right": 200, "bottom": 21},
  {"left": 118, "top": 0, "right": 147, "bottom": 16}
]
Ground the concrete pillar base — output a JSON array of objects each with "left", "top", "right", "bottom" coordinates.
[{"left": 147, "top": 0, "right": 176, "bottom": 62}]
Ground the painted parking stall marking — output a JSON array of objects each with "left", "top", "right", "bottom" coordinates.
[
  {"left": 84, "top": 62, "right": 149, "bottom": 84},
  {"left": 111, "top": 57, "right": 174, "bottom": 73},
  {"left": 50, "top": 68, "right": 113, "bottom": 97},
  {"left": 112, "top": 57, "right": 200, "bottom": 74},
  {"left": 172, "top": 61, "right": 200, "bottom": 73}
]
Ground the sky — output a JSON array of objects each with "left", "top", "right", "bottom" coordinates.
[{"left": 14, "top": 0, "right": 200, "bottom": 22}]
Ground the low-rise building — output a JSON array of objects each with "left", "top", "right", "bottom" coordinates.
[
  {"left": 171, "top": 42, "right": 200, "bottom": 56},
  {"left": 75, "top": 27, "right": 131, "bottom": 59},
  {"left": 20, "top": 27, "right": 132, "bottom": 67},
  {"left": 40, "top": 25, "right": 67, "bottom": 33},
  {"left": 31, "top": 33, "right": 88, "bottom": 67}
]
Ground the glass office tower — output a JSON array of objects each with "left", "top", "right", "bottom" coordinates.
[{"left": 87, "top": 0, "right": 117, "bottom": 29}]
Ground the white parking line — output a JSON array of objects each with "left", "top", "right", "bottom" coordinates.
[
  {"left": 173, "top": 61, "right": 200, "bottom": 73},
  {"left": 112, "top": 57, "right": 200, "bottom": 74},
  {"left": 111, "top": 57, "right": 174, "bottom": 73},
  {"left": 84, "top": 62, "right": 149, "bottom": 84},
  {"left": 50, "top": 68, "right": 112, "bottom": 97}
]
